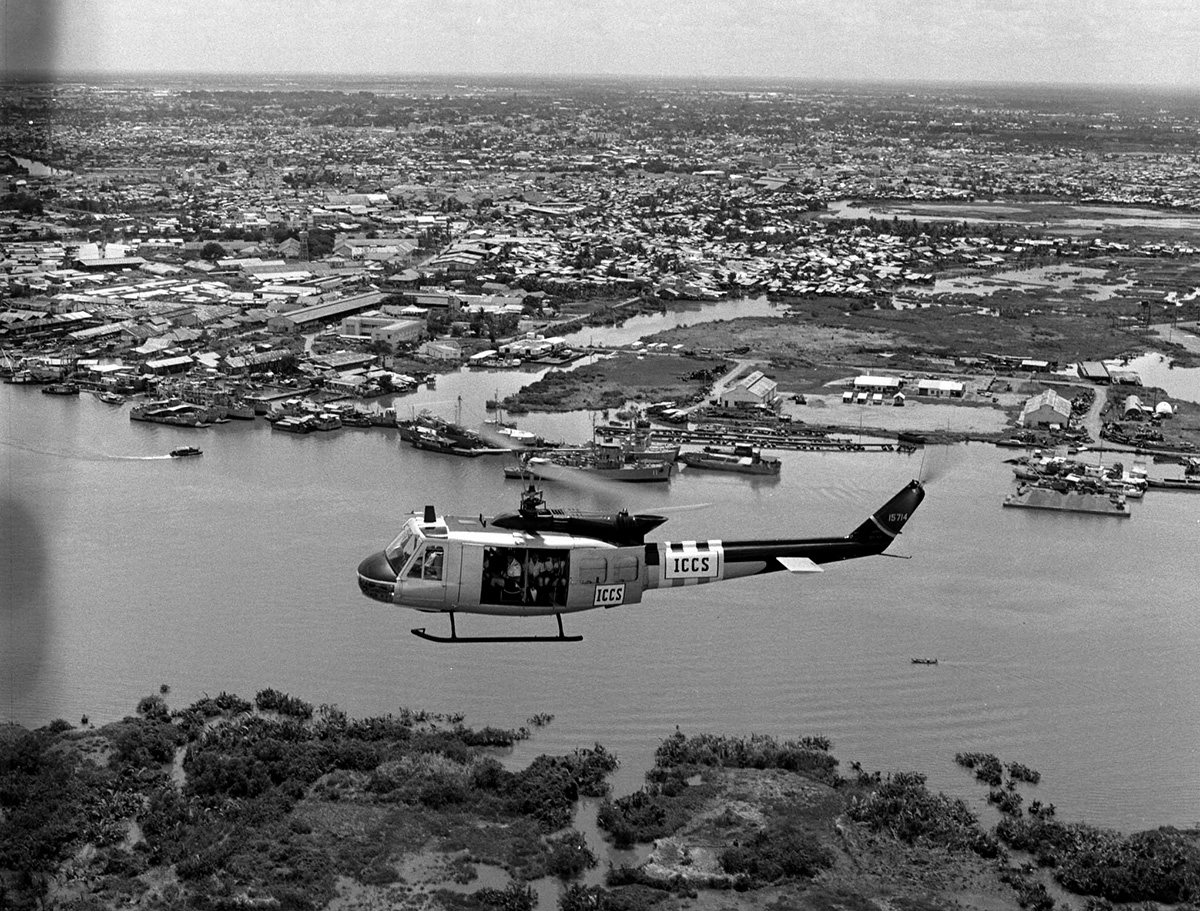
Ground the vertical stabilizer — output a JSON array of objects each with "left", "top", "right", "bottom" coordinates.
[{"left": 848, "top": 480, "right": 924, "bottom": 552}]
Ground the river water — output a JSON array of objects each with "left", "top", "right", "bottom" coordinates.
[{"left": 3, "top": 358, "right": 1200, "bottom": 836}]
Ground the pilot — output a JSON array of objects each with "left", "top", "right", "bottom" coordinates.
[{"left": 423, "top": 548, "right": 443, "bottom": 580}]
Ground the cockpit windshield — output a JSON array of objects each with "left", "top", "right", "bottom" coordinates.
[{"left": 384, "top": 525, "right": 422, "bottom": 573}]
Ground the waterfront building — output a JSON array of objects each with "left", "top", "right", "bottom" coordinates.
[
  {"left": 1019, "top": 389, "right": 1072, "bottom": 429},
  {"left": 719, "top": 369, "right": 779, "bottom": 409}
]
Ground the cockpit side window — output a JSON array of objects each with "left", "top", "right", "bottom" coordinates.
[{"left": 408, "top": 545, "right": 445, "bottom": 581}]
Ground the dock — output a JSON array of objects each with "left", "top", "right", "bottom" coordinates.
[
  {"left": 597, "top": 422, "right": 912, "bottom": 453},
  {"left": 1002, "top": 486, "right": 1131, "bottom": 517}
]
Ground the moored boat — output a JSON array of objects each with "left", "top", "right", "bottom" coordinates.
[
  {"left": 506, "top": 442, "right": 673, "bottom": 483},
  {"left": 1146, "top": 476, "right": 1200, "bottom": 492},
  {"left": 271, "top": 415, "right": 317, "bottom": 434},
  {"left": 96, "top": 390, "right": 126, "bottom": 405},
  {"left": 41, "top": 382, "right": 80, "bottom": 396},
  {"left": 678, "top": 444, "right": 781, "bottom": 476},
  {"left": 409, "top": 423, "right": 491, "bottom": 456},
  {"left": 312, "top": 413, "right": 342, "bottom": 432},
  {"left": 399, "top": 405, "right": 495, "bottom": 456},
  {"left": 130, "top": 399, "right": 213, "bottom": 427},
  {"left": 593, "top": 427, "right": 679, "bottom": 463}
]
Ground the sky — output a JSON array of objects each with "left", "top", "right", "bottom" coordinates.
[{"left": 3, "top": 0, "right": 1200, "bottom": 88}]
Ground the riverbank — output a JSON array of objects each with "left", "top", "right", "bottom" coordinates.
[
  {"left": 6, "top": 698, "right": 1197, "bottom": 910},
  {"left": 489, "top": 302, "right": 1200, "bottom": 453}
]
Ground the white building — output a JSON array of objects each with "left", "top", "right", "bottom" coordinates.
[
  {"left": 419, "top": 340, "right": 463, "bottom": 361},
  {"left": 916, "top": 378, "right": 965, "bottom": 398},
  {"left": 1019, "top": 389, "right": 1072, "bottom": 429},
  {"left": 852, "top": 375, "right": 903, "bottom": 395},
  {"left": 718, "top": 370, "right": 779, "bottom": 409}
]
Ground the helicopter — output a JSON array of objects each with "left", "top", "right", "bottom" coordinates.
[{"left": 356, "top": 476, "right": 926, "bottom": 643}]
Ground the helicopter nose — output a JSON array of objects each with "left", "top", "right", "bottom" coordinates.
[{"left": 357, "top": 551, "right": 398, "bottom": 604}]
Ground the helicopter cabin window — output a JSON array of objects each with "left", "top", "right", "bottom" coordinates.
[
  {"left": 408, "top": 545, "right": 444, "bottom": 581},
  {"left": 577, "top": 557, "right": 607, "bottom": 585},
  {"left": 611, "top": 555, "right": 639, "bottom": 583},
  {"left": 480, "top": 546, "right": 569, "bottom": 606},
  {"left": 385, "top": 528, "right": 420, "bottom": 574}
]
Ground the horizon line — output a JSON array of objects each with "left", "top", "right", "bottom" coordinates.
[{"left": 4, "top": 70, "right": 1200, "bottom": 95}]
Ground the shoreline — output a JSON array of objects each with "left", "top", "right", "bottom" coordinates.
[{"left": 4, "top": 697, "right": 1196, "bottom": 910}]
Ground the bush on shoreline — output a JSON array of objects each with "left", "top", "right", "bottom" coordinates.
[
  {"left": 0, "top": 693, "right": 617, "bottom": 909},
  {"left": 847, "top": 771, "right": 1002, "bottom": 859},
  {"left": 996, "top": 816, "right": 1200, "bottom": 903}
]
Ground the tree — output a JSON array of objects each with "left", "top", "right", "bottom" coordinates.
[{"left": 200, "top": 241, "right": 226, "bottom": 262}]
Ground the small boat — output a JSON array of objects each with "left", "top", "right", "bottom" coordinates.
[
  {"left": 41, "top": 382, "right": 80, "bottom": 396},
  {"left": 312, "top": 413, "right": 342, "bottom": 431},
  {"left": 170, "top": 446, "right": 203, "bottom": 458},
  {"left": 96, "top": 390, "right": 126, "bottom": 405},
  {"left": 911, "top": 657, "right": 938, "bottom": 665},
  {"left": 272, "top": 415, "right": 316, "bottom": 434},
  {"left": 1146, "top": 476, "right": 1200, "bottom": 492}
]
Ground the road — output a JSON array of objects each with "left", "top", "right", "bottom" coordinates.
[
  {"left": 1080, "top": 384, "right": 1108, "bottom": 444},
  {"left": 692, "top": 358, "right": 762, "bottom": 412}
]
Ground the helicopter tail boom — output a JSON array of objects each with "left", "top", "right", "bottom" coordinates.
[{"left": 653, "top": 479, "right": 925, "bottom": 587}]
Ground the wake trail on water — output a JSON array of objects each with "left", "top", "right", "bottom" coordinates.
[{"left": 0, "top": 438, "right": 171, "bottom": 461}]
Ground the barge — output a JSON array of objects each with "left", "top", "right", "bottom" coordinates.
[{"left": 1003, "top": 485, "right": 1131, "bottom": 517}]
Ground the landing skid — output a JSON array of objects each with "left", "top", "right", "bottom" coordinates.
[{"left": 411, "top": 612, "right": 583, "bottom": 644}]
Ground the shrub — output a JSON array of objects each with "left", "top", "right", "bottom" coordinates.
[
  {"left": 137, "top": 695, "right": 171, "bottom": 722},
  {"left": 439, "top": 882, "right": 536, "bottom": 911},
  {"left": 545, "top": 830, "right": 597, "bottom": 879},
  {"left": 504, "top": 755, "right": 579, "bottom": 829},
  {"left": 997, "top": 818, "right": 1200, "bottom": 903},
  {"left": 955, "top": 752, "right": 1003, "bottom": 787},
  {"left": 847, "top": 771, "right": 996, "bottom": 857},
  {"left": 652, "top": 731, "right": 838, "bottom": 784},
  {"left": 988, "top": 787, "right": 1024, "bottom": 816},
  {"left": 596, "top": 781, "right": 713, "bottom": 848},
  {"left": 255, "top": 688, "right": 314, "bottom": 720},
  {"left": 110, "top": 718, "right": 183, "bottom": 769},
  {"left": 719, "top": 822, "right": 834, "bottom": 884},
  {"left": 1007, "top": 761, "right": 1042, "bottom": 785},
  {"left": 559, "top": 884, "right": 616, "bottom": 911}
]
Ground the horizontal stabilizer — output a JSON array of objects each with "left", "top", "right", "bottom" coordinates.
[{"left": 778, "top": 556, "right": 824, "bottom": 573}]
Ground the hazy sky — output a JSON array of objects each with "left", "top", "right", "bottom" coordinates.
[{"left": 3, "top": 0, "right": 1199, "bottom": 88}]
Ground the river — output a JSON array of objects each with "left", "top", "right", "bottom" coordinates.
[
  {"left": 3, "top": 369, "right": 1200, "bottom": 836},
  {"left": 5, "top": 154, "right": 70, "bottom": 178}
]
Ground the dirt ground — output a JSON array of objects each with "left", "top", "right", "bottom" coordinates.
[{"left": 787, "top": 380, "right": 1018, "bottom": 437}]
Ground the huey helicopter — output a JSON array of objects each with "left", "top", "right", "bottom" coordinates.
[{"left": 356, "top": 475, "right": 926, "bottom": 643}]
